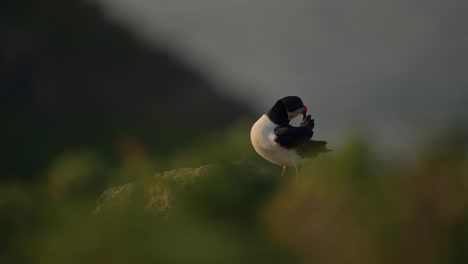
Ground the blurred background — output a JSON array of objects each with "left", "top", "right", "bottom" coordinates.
[
  {"left": 97, "top": 0, "right": 468, "bottom": 152},
  {"left": 1, "top": 0, "right": 467, "bottom": 263}
]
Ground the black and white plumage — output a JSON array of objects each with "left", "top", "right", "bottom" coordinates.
[{"left": 250, "top": 96, "right": 330, "bottom": 177}]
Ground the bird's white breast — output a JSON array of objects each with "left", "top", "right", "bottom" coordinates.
[{"left": 250, "top": 115, "right": 302, "bottom": 166}]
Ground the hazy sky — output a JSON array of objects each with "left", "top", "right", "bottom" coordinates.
[{"left": 97, "top": 0, "right": 468, "bottom": 153}]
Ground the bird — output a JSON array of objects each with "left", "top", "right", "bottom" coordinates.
[{"left": 250, "top": 96, "right": 330, "bottom": 177}]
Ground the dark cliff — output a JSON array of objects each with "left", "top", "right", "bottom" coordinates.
[{"left": 0, "top": 0, "right": 250, "bottom": 180}]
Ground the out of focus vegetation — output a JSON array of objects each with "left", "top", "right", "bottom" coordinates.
[
  {"left": 1, "top": 126, "right": 468, "bottom": 263},
  {"left": 2, "top": 0, "right": 467, "bottom": 263}
]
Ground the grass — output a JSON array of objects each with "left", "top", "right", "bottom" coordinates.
[{"left": 1, "top": 124, "right": 467, "bottom": 263}]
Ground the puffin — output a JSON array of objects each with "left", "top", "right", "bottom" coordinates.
[{"left": 250, "top": 96, "right": 330, "bottom": 177}]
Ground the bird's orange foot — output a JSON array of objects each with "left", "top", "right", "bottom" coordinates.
[{"left": 281, "top": 166, "right": 287, "bottom": 176}]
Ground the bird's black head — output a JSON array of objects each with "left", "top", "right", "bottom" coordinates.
[{"left": 267, "top": 96, "right": 308, "bottom": 125}]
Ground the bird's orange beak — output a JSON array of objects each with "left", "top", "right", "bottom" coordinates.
[{"left": 302, "top": 105, "right": 307, "bottom": 120}]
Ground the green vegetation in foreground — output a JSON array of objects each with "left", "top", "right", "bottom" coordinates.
[{"left": 1, "top": 126, "right": 468, "bottom": 264}]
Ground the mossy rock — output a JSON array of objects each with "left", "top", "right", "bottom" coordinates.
[{"left": 94, "top": 160, "right": 279, "bottom": 216}]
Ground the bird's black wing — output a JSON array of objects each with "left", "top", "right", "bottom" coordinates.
[
  {"left": 274, "top": 125, "right": 313, "bottom": 149},
  {"left": 275, "top": 114, "right": 331, "bottom": 157},
  {"left": 300, "top": 114, "right": 313, "bottom": 127}
]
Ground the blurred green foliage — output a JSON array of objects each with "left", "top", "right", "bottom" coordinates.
[{"left": 1, "top": 124, "right": 467, "bottom": 264}]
